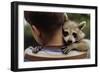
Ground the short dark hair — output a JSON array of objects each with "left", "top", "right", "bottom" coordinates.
[{"left": 24, "top": 11, "right": 64, "bottom": 36}]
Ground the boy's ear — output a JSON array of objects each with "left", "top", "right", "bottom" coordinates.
[
  {"left": 78, "top": 21, "right": 86, "bottom": 30},
  {"left": 31, "top": 25, "right": 43, "bottom": 45},
  {"left": 31, "top": 25, "right": 40, "bottom": 36}
]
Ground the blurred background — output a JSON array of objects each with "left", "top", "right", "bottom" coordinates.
[{"left": 24, "top": 13, "right": 90, "bottom": 49}]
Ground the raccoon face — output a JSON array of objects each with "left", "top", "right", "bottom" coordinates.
[
  {"left": 63, "top": 20, "right": 86, "bottom": 45},
  {"left": 63, "top": 29, "right": 78, "bottom": 45}
]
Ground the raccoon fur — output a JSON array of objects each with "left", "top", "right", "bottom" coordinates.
[{"left": 62, "top": 20, "right": 90, "bottom": 55}]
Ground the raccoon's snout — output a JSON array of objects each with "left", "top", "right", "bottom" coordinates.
[{"left": 67, "top": 40, "right": 72, "bottom": 44}]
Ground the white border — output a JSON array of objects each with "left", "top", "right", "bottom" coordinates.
[{"left": 18, "top": 5, "right": 96, "bottom": 68}]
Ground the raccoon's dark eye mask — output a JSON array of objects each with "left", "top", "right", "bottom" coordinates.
[
  {"left": 63, "top": 30, "right": 69, "bottom": 36},
  {"left": 72, "top": 32, "right": 77, "bottom": 38}
]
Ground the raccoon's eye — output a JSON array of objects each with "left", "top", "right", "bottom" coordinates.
[
  {"left": 63, "top": 31, "right": 69, "bottom": 36},
  {"left": 72, "top": 33, "right": 77, "bottom": 38}
]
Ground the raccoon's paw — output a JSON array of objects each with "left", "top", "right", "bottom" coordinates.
[
  {"left": 61, "top": 47, "right": 72, "bottom": 54},
  {"left": 77, "top": 39, "right": 90, "bottom": 51},
  {"left": 31, "top": 46, "right": 42, "bottom": 54}
]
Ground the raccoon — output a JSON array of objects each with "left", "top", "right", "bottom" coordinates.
[{"left": 62, "top": 20, "right": 90, "bottom": 54}]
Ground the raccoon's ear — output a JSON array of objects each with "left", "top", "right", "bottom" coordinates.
[
  {"left": 79, "top": 21, "right": 86, "bottom": 30},
  {"left": 64, "top": 13, "right": 69, "bottom": 22}
]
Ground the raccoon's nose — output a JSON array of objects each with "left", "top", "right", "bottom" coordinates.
[{"left": 67, "top": 40, "right": 72, "bottom": 44}]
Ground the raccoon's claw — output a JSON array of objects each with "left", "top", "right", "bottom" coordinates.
[
  {"left": 61, "top": 47, "right": 72, "bottom": 54},
  {"left": 31, "top": 46, "right": 42, "bottom": 54},
  {"left": 63, "top": 48, "right": 72, "bottom": 54}
]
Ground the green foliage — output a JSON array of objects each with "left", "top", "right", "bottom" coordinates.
[
  {"left": 24, "top": 24, "right": 32, "bottom": 36},
  {"left": 24, "top": 24, "right": 35, "bottom": 49}
]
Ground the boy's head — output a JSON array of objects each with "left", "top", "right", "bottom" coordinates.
[{"left": 24, "top": 11, "right": 65, "bottom": 45}]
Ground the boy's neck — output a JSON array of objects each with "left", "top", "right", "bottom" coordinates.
[{"left": 44, "top": 28, "right": 63, "bottom": 47}]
